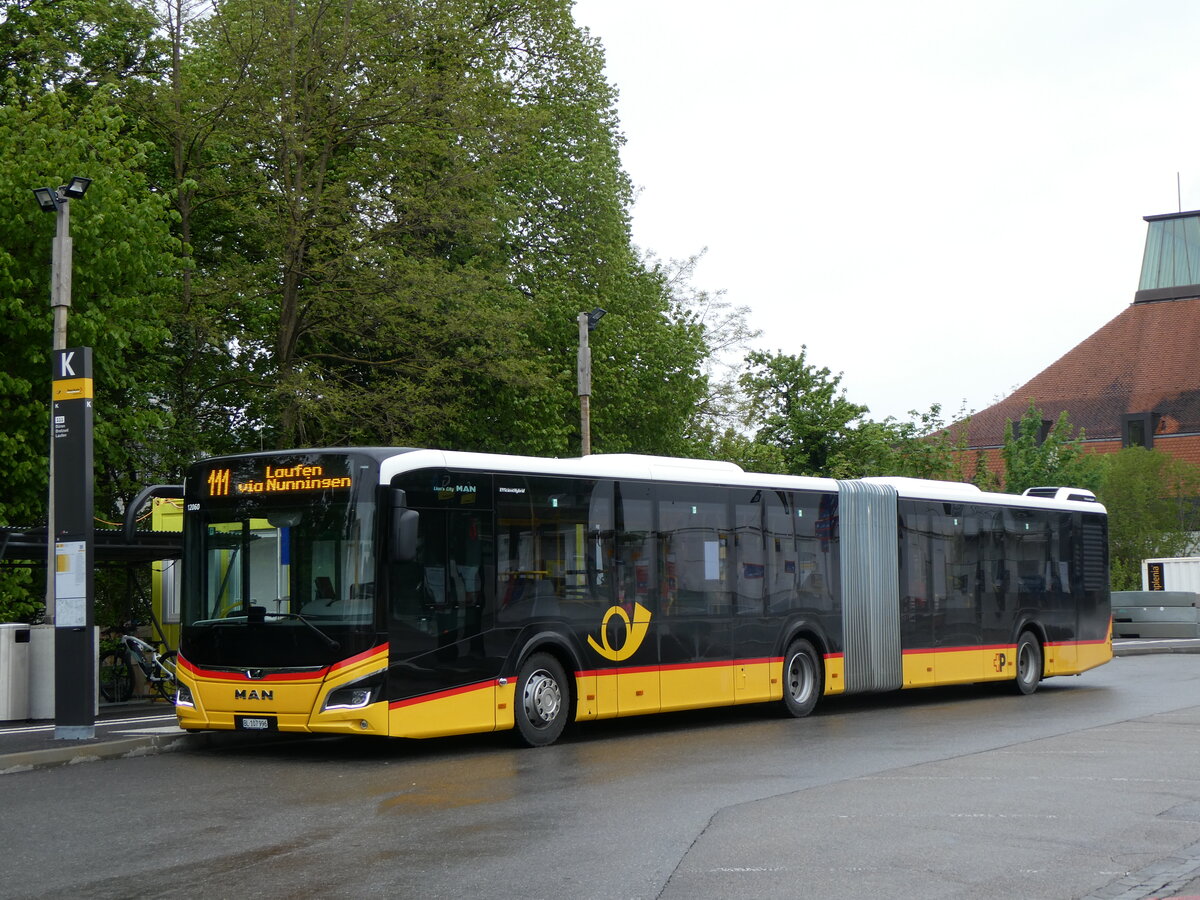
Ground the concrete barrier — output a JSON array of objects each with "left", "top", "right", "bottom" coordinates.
[{"left": 1112, "top": 590, "right": 1200, "bottom": 638}]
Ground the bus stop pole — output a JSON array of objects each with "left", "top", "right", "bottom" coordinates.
[{"left": 51, "top": 347, "right": 95, "bottom": 740}]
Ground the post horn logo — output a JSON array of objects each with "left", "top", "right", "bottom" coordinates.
[{"left": 587, "top": 602, "right": 652, "bottom": 661}]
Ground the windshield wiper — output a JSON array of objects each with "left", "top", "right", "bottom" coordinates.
[{"left": 246, "top": 606, "right": 341, "bottom": 651}]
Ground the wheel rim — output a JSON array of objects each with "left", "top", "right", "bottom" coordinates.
[
  {"left": 787, "top": 652, "right": 815, "bottom": 705},
  {"left": 522, "top": 669, "right": 561, "bottom": 728},
  {"left": 1018, "top": 641, "right": 1035, "bottom": 684}
]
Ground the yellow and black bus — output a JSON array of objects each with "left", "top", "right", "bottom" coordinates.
[{"left": 175, "top": 448, "right": 1111, "bottom": 746}]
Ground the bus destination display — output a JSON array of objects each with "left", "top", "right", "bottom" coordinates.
[{"left": 205, "top": 463, "right": 352, "bottom": 497}]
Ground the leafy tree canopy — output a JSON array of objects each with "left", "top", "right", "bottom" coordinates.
[
  {"left": 0, "top": 0, "right": 163, "bottom": 108},
  {"left": 0, "top": 85, "right": 177, "bottom": 620},
  {"left": 738, "top": 347, "right": 872, "bottom": 477},
  {"left": 123, "top": 0, "right": 714, "bottom": 459},
  {"left": 734, "top": 347, "right": 963, "bottom": 480},
  {"left": 997, "top": 402, "right": 1101, "bottom": 495},
  {"left": 1097, "top": 448, "right": 1200, "bottom": 590}
]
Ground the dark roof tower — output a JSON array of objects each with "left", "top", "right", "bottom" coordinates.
[{"left": 1136, "top": 210, "right": 1200, "bottom": 303}]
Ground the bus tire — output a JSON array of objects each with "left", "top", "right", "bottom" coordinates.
[
  {"left": 1014, "top": 631, "right": 1042, "bottom": 695},
  {"left": 514, "top": 653, "right": 569, "bottom": 747},
  {"left": 782, "top": 639, "right": 822, "bottom": 718}
]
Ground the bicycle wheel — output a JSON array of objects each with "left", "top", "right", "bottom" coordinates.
[
  {"left": 98, "top": 651, "right": 134, "bottom": 703},
  {"left": 150, "top": 651, "right": 178, "bottom": 704},
  {"left": 149, "top": 678, "right": 177, "bottom": 704}
]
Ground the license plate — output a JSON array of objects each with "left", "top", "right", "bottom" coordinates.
[{"left": 235, "top": 715, "right": 277, "bottom": 731}]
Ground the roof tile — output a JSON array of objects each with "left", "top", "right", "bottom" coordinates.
[{"left": 965, "top": 297, "right": 1200, "bottom": 448}]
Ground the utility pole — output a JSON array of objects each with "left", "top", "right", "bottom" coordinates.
[{"left": 577, "top": 308, "right": 605, "bottom": 455}]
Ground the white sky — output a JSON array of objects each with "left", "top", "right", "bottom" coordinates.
[{"left": 571, "top": 0, "right": 1200, "bottom": 423}]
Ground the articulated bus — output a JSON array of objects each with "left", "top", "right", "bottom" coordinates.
[{"left": 174, "top": 448, "right": 1111, "bottom": 746}]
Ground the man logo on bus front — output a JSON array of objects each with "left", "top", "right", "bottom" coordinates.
[{"left": 587, "top": 603, "right": 652, "bottom": 662}]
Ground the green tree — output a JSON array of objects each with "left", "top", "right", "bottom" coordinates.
[
  {"left": 1097, "top": 448, "right": 1200, "bottom": 590},
  {"left": 0, "top": 0, "right": 727, "bottom": 623},
  {"left": 998, "top": 402, "right": 1101, "bottom": 494},
  {"left": 733, "top": 349, "right": 971, "bottom": 480},
  {"left": 0, "top": 87, "right": 177, "bottom": 621},
  {"left": 0, "top": 0, "right": 163, "bottom": 108},
  {"left": 710, "top": 427, "right": 787, "bottom": 474},
  {"left": 969, "top": 449, "right": 1002, "bottom": 492},
  {"left": 129, "top": 0, "right": 712, "bottom": 459},
  {"left": 738, "top": 347, "right": 875, "bottom": 477},
  {"left": 865, "top": 405, "right": 970, "bottom": 481},
  {"left": 659, "top": 252, "right": 760, "bottom": 458}
]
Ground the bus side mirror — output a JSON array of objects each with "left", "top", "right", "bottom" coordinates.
[{"left": 390, "top": 489, "right": 419, "bottom": 562}]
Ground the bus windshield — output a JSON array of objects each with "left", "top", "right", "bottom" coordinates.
[
  {"left": 190, "top": 500, "right": 375, "bottom": 626},
  {"left": 182, "top": 453, "right": 380, "bottom": 667}
]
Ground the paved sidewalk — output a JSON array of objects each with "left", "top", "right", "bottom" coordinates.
[{"left": 0, "top": 701, "right": 259, "bottom": 775}]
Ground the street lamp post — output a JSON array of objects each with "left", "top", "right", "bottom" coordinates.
[
  {"left": 33, "top": 178, "right": 91, "bottom": 352},
  {"left": 577, "top": 307, "right": 605, "bottom": 455},
  {"left": 33, "top": 177, "right": 95, "bottom": 739},
  {"left": 33, "top": 177, "right": 91, "bottom": 622}
]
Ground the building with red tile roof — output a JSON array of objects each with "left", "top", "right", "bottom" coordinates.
[{"left": 961, "top": 210, "right": 1200, "bottom": 475}]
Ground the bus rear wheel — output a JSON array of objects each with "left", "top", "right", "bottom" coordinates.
[
  {"left": 1014, "top": 631, "right": 1043, "bottom": 695},
  {"left": 514, "top": 653, "right": 569, "bottom": 747},
  {"left": 782, "top": 639, "right": 822, "bottom": 718}
]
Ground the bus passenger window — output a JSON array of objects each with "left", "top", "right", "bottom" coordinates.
[
  {"left": 734, "top": 493, "right": 764, "bottom": 615},
  {"left": 497, "top": 477, "right": 609, "bottom": 623},
  {"left": 616, "top": 482, "right": 653, "bottom": 611},
  {"left": 657, "top": 486, "right": 730, "bottom": 616}
]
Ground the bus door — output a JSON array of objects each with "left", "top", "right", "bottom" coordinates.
[
  {"left": 898, "top": 501, "right": 932, "bottom": 686},
  {"left": 931, "top": 504, "right": 984, "bottom": 683},
  {"left": 655, "top": 485, "right": 732, "bottom": 711},
  {"left": 606, "top": 481, "right": 659, "bottom": 715},
  {"left": 388, "top": 505, "right": 495, "bottom": 729},
  {"left": 900, "top": 500, "right": 983, "bottom": 685},
  {"left": 731, "top": 489, "right": 772, "bottom": 703}
]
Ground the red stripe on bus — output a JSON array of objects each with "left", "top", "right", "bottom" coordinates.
[
  {"left": 389, "top": 679, "right": 499, "bottom": 710},
  {"left": 1046, "top": 637, "right": 1110, "bottom": 648},
  {"left": 898, "top": 639, "right": 1109, "bottom": 655},
  {"left": 329, "top": 644, "right": 388, "bottom": 673},
  {"left": 179, "top": 662, "right": 320, "bottom": 682}
]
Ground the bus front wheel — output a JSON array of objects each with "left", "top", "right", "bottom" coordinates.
[
  {"left": 782, "top": 639, "right": 822, "bottom": 718},
  {"left": 1014, "top": 631, "right": 1043, "bottom": 695},
  {"left": 514, "top": 653, "right": 569, "bottom": 747}
]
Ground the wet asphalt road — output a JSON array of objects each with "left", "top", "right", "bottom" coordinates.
[{"left": 2, "top": 652, "right": 1199, "bottom": 899}]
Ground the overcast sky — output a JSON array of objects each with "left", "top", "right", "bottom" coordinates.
[{"left": 570, "top": 0, "right": 1200, "bottom": 423}]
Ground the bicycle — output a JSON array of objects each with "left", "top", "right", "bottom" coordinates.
[{"left": 98, "top": 633, "right": 179, "bottom": 704}]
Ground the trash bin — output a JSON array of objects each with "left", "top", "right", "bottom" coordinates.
[{"left": 0, "top": 624, "right": 31, "bottom": 721}]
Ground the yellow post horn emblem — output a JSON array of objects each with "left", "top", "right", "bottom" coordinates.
[{"left": 587, "top": 602, "right": 652, "bottom": 661}]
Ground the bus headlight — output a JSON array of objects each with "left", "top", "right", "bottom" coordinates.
[
  {"left": 175, "top": 683, "right": 195, "bottom": 708},
  {"left": 323, "top": 671, "right": 385, "bottom": 711}
]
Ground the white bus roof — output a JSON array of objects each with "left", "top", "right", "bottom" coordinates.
[{"left": 377, "top": 449, "right": 1105, "bottom": 513}]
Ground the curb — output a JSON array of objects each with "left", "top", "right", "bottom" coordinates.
[
  {"left": 1113, "top": 639, "right": 1200, "bottom": 656},
  {"left": 0, "top": 732, "right": 190, "bottom": 776},
  {"left": 0, "top": 728, "right": 278, "bottom": 776}
]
